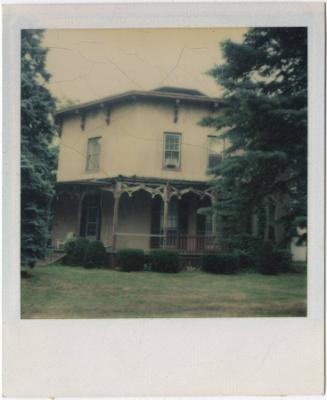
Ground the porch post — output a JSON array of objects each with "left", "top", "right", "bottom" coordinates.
[
  {"left": 76, "top": 190, "right": 86, "bottom": 237},
  {"left": 162, "top": 184, "right": 169, "bottom": 248},
  {"left": 112, "top": 181, "right": 122, "bottom": 252}
]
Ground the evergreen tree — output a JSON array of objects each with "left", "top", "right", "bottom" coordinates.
[
  {"left": 201, "top": 28, "right": 307, "bottom": 247},
  {"left": 21, "top": 30, "right": 58, "bottom": 268}
]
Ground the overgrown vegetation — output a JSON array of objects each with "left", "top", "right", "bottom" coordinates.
[
  {"left": 201, "top": 28, "right": 307, "bottom": 250},
  {"left": 21, "top": 30, "right": 58, "bottom": 268}
]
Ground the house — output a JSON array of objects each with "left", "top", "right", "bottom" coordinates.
[{"left": 52, "top": 87, "right": 226, "bottom": 254}]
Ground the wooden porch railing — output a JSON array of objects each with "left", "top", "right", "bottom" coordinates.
[
  {"left": 114, "top": 232, "right": 221, "bottom": 253},
  {"left": 154, "top": 234, "right": 221, "bottom": 254}
]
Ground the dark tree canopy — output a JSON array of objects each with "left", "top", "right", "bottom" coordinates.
[
  {"left": 21, "top": 30, "right": 58, "bottom": 267},
  {"left": 201, "top": 28, "right": 307, "bottom": 246}
]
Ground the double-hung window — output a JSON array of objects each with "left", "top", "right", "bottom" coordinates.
[
  {"left": 86, "top": 137, "right": 101, "bottom": 171},
  {"left": 164, "top": 133, "right": 181, "bottom": 169},
  {"left": 207, "top": 135, "right": 223, "bottom": 170}
]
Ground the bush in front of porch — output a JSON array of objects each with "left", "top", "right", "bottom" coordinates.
[
  {"left": 64, "top": 237, "right": 89, "bottom": 266},
  {"left": 201, "top": 253, "right": 239, "bottom": 275},
  {"left": 149, "top": 250, "right": 181, "bottom": 273},
  {"left": 117, "top": 249, "right": 145, "bottom": 272}
]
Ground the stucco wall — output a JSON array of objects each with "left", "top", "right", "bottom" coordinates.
[{"left": 57, "top": 99, "right": 221, "bottom": 183}]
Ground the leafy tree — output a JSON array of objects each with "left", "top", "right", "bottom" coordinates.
[
  {"left": 21, "top": 30, "right": 58, "bottom": 268},
  {"left": 201, "top": 28, "right": 307, "bottom": 247}
]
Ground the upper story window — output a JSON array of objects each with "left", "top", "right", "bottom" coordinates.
[
  {"left": 86, "top": 137, "right": 101, "bottom": 171},
  {"left": 164, "top": 132, "right": 181, "bottom": 169},
  {"left": 208, "top": 135, "right": 223, "bottom": 170}
]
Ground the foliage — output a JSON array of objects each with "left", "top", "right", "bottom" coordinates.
[
  {"left": 274, "top": 248, "right": 292, "bottom": 273},
  {"left": 255, "top": 241, "right": 292, "bottom": 275},
  {"left": 201, "top": 28, "right": 307, "bottom": 246},
  {"left": 63, "top": 238, "right": 76, "bottom": 259},
  {"left": 64, "top": 237, "right": 89, "bottom": 266},
  {"left": 21, "top": 30, "right": 58, "bottom": 268},
  {"left": 116, "top": 249, "right": 145, "bottom": 272},
  {"left": 255, "top": 241, "right": 276, "bottom": 275},
  {"left": 149, "top": 250, "right": 181, "bottom": 273},
  {"left": 84, "top": 240, "right": 107, "bottom": 268},
  {"left": 201, "top": 253, "right": 239, "bottom": 274}
]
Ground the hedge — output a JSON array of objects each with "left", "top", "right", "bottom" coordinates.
[
  {"left": 63, "top": 237, "right": 89, "bottom": 266},
  {"left": 116, "top": 248, "right": 145, "bottom": 272},
  {"left": 201, "top": 253, "right": 239, "bottom": 274},
  {"left": 149, "top": 249, "right": 181, "bottom": 273},
  {"left": 84, "top": 240, "right": 107, "bottom": 268}
]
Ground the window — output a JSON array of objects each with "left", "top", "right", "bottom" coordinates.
[
  {"left": 164, "top": 133, "right": 181, "bottom": 169},
  {"left": 159, "top": 197, "right": 179, "bottom": 233},
  {"left": 85, "top": 206, "right": 99, "bottom": 239},
  {"left": 86, "top": 137, "right": 101, "bottom": 171},
  {"left": 167, "top": 198, "right": 178, "bottom": 232},
  {"left": 208, "top": 136, "right": 223, "bottom": 169}
]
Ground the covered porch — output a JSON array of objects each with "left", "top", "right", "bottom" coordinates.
[{"left": 52, "top": 177, "right": 220, "bottom": 254}]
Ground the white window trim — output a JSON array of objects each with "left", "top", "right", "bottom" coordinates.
[{"left": 163, "top": 132, "right": 182, "bottom": 170}]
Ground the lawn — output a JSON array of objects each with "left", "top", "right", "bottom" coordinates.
[{"left": 21, "top": 264, "right": 307, "bottom": 318}]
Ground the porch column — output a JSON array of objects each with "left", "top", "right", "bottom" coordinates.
[
  {"left": 162, "top": 184, "right": 169, "bottom": 248},
  {"left": 76, "top": 190, "right": 86, "bottom": 237},
  {"left": 112, "top": 181, "right": 122, "bottom": 252}
]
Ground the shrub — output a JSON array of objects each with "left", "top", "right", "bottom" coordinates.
[
  {"left": 234, "top": 250, "right": 255, "bottom": 271},
  {"left": 274, "top": 248, "right": 292, "bottom": 273},
  {"left": 63, "top": 237, "right": 89, "bottom": 266},
  {"left": 149, "top": 250, "right": 181, "bottom": 273},
  {"left": 255, "top": 241, "right": 279, "bottom": 275},
  {"left": 255, "top": 242, "right": 293, "bottom": 275},
  {"left": 201, "top": 253, "right": 239, "bottom": 274},
  {"left": 84, "top": 240, "right": 107, "bottom": 268},
  {"left": 63, "top": 238, "right": 76, "bottom": 261},
  {"left": 117, "top": 248, "right": 145, "bottom": 272}
]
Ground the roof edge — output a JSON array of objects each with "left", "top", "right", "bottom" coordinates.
[{"left": 55, "top": 89, "right": 222, "bottom": 118}]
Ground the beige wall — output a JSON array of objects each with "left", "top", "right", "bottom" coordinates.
[{"left": 57, "top": 100, "right": 222, "bottom": 183}]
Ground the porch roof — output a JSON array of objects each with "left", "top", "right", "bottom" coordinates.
[
  {"left": 56, "top": 175, "right": 215, "bottom": 201},
  {"left": 56, "top": 175, "right": 211, "bottom": 189}
]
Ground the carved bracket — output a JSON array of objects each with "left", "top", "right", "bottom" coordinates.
[{"left": 173, "top": 99, "right": 180, "bottom": 123}]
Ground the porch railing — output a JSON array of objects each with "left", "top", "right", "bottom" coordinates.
[
  {"left": 151, "top": 234, "right": 221, "bottom": 254},
  {"left": 113, "top": 232, "right": 221, "bottom": 254}
]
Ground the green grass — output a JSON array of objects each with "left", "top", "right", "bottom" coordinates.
[{"left": 21, "top": 264, "right": 307, "bottom": 318}]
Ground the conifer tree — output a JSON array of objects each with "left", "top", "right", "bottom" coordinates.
[
  {"left": 201, "top": 28, "right": 307, "bottom": 247},
  {"left": 21, "top": 30, "right": 57, "bottom": 267}
]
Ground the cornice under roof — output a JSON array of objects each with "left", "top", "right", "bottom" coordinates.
[{"left": 55, "top": 88, "right": 222, "bottom": 118}]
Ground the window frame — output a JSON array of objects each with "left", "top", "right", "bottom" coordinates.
[
  {"left": 163, "top": 132, "right": 182, "bottom": 170},
  {"left": 86, "top": 136, "right": 101, "bottom": 172}
]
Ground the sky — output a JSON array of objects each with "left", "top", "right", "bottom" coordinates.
[{"left": 43, "top": 28, "right": 247, "bottom": 105}]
